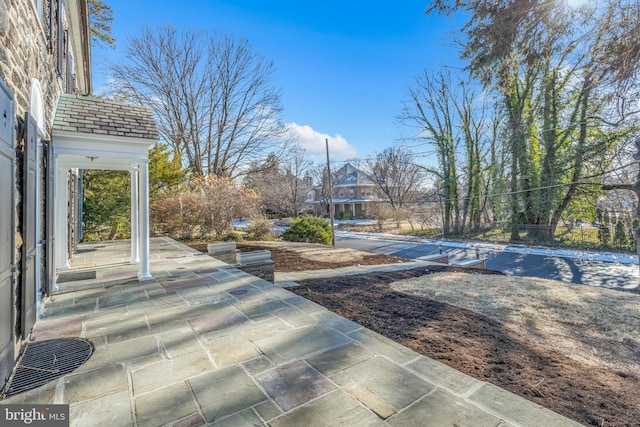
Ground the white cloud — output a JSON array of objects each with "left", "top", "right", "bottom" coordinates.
[{"left": 288, "top": 122, "right": 357, "bottom": 161}]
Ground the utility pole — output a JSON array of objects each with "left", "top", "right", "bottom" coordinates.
[{"left": 326, "top": 138, "right": 335, "bottom": 246}]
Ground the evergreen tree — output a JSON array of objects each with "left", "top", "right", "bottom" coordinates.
[
  {"left": 88, "top": 0, "right": 115, "bottom": 47},
  {"left": 614, "top": 220, "right": 627, "bottom": 248}
]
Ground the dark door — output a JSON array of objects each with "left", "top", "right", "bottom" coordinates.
[
  {"left": 0, "top": 80, "right": 15, "bottom": 387},
  {"left": 21, "top": 114, "right": 38, "bottom": 340},
  {"left": 44, "top": 140, "right": 54, "bottom": 297}
]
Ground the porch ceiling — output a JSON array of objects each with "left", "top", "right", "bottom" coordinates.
[{"left": 52, "top": 94, "right": 158, "bottom": 169}]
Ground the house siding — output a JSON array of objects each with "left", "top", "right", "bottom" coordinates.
[{"left": 0, "top": 0, "right": 64, "bottom": 131}]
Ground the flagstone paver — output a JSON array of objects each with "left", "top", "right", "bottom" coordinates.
[
  {"left": 159, "top": 327, "right": 202, "bottom": 358},
  {"left": 131, "top": 351, "right": 212, "bottom": 395},
  {"left": 256, "top": 360, "right": 336, "bottom": 411},
  {"left": 469, "top": 383, "right": 584, "bottom": 427},
  {"left": 77, "top": 335, "right": 162, "bottom": 373},
  {"left": 330, "top": 356, "right": 435, "bottom": 411},
  {"left": 134, "top": 382, "right": 197, "bottom": 427},
  {"left": 211, "top": 408, "right": 264, "bottom": 426},
  {"left": 268, "top": 390, "right": 386, "bottom": 427},
  {"left": 189, "top": 365, "right": 267, "bottom": 422},
  {"left": 202, "top": 334, "right": 261, "bottom": 367},
  {"left": 253, "top": 400, "right": 282, "bottom": 422},
  {"left": 311, "top": 310, "right": 362, "bottom": 333},
  {"left": 406, "top": 356, "right": 482, "bottom": 395},
  {"left": 272, "top": 306, "right": 317, "bottom": 328},
  {"left": 63, "top": 364, "right": 128, "bottom": 403},
  {"left": 69, "top": 390, "right": 134, "bottom": 427},
  {"left": 253, "top": 324, "right": 351, "bottom": 364},
  {"left": 188, "top": 305, "right": 250, "bottom": 334},
  {"left": 387, "top": 389, "right": 510, "bottom": 427},
  {"left": 305, "top": 342, "right": 373, "bottom": 376},
  {"left": 347, "top": 328, "right": 419, "bottom": 364}
]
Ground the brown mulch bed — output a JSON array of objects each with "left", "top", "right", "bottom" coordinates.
[
  {"left": 188, "top": 242, "right": 411, "bottom": 272},
  {"left": 189, "top": 241, "right": 640, "bottom": 426}
]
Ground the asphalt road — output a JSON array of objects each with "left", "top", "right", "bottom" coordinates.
[{"left": 335, "top": 234, "right": 639, "bottom": 291}]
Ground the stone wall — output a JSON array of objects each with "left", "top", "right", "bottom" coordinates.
[
  {"left": 0, "top": 0, "right": 71, "bottom": 343},
  {"left": 207, "top": 243, "right": 275, "bottom": 283},
  {"left": 0, "top": 0, "right": 65, "bottom": 134},
  {"left": 236, "top": 261, "right": 275, "bottom": 283}
]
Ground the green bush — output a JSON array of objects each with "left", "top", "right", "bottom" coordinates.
[
  {"left": 221, "top": 231, "right": 243, "bottom": 242},
  {"left": 281, "top": 215, "right": 332, "bottom": 244},
  {"left": 246, "top": 219, "right": 275, "bottom": 241}
]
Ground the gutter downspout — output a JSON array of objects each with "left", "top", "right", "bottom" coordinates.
[{"left": 79, "top": 0, "right": 91, "bottom": 94}]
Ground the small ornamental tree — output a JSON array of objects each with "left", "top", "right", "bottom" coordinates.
[
  {"left": 614, "top": 220, "right": 628, "bottom": 248},
  {"left": 631, "top": 218, "right": 640, "bottom": 251},
  {"left": 598, "top": 224, "right": 611, "bottom": 247},
  {"left": 150, "top": 174, "right": 260, "bottom": 239},
  {"left": 281, "top": 215, "right": 332, "bottom": 244}
]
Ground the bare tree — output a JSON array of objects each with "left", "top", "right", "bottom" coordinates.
[
  {"left": 243, "top": 147, "right": 312, "bottom": 218},
  {"left": 367, "top": 146, "right": 425, "bottom": 216},
  {"left": 281, "top": 147, "right": 313, "bottom": 217},
  {"left": 399, "top": 71, "right": 494, "bottom": 234},
  {"left": 109, "top": 26, "right": 291, "bottom": 177}
]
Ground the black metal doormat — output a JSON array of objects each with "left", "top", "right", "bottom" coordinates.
[{"left": 1, "top": 338, "right": 93, "bottom": 399}]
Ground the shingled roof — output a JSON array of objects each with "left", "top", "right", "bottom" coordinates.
[{"left": 53, "top": 94, "right": 159, "bottom": 140}]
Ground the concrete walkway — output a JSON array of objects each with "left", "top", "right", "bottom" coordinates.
[
  {"left": 1, "top": 238, "right": 582, "bottom": 426},
  {"left": 275, "top": 261, "right": 435, "bottom": 287}
]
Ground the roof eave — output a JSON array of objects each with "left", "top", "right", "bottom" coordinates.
[{"left": 66, "top": 0, "right": 92, "bottom": 95}]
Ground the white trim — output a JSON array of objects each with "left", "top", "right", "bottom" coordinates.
[
  {"left": 29, "top": 80, "right": 45, "bottom": 135},
  {"left": 29, "top": 0, "right": 46, "bottom": 39},
  {"left": 30, "top": 81, "right": 45, "bottom": 315},
  {"left": 137, "top": 159, "right": 151, "bottom": 280},
  {"left": 130, "top": 163, "right": 140, "bottom": 264},
  {"left": 55, "top": 163, "right": 69, "bottom": 269},
  {"left": 53, "top": 130, "right": 157, "bottom": 146}
]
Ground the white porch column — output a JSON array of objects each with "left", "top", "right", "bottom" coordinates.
[
  {"left": 137, "top": 159, "right": 152, "bottom": 280},
  {"left": 54, "top": 162, "right": 69, "bottom": 269},
  {"left": 130, "top": 162, "right": 140, "bottom": 264}
]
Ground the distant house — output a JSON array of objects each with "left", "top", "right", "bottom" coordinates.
[
  {"left": 0, "top": 0, "right": 158, "bottom": 389},
  {"left": 308, "top": 163, "right": 391, "bottom": 219}
]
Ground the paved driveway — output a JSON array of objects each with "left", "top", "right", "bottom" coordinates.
[{"left": 336, "top": 234, "right": 639, "bottom": 290}]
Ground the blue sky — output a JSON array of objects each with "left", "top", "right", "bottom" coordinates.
[{"left": 92, "top": 1, "right": 465, "bottom": 162}]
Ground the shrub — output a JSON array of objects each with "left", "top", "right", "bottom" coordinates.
[
  {"left": 246, "top": 219, "right": 275, "bottom": 241},
  {"left": 281, "top": 215, "right": 332, "bottom": 244},
  {"left": 150, "top": 174, "right": 261, "bottom": 240},
  {"left": 221, "top": 231, "right": 243, "bottom": 242}
]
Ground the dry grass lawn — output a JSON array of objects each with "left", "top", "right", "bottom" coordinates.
[{"left": 390, "top": 273, "right": 640, "bottom": 377}]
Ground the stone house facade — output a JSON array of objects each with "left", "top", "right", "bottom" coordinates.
[
  {"left": 0, "top": 0, "right": 158, "bottom": 391},
  {"left": 0, "top": 0, "right": 91, "bottom": 390}
]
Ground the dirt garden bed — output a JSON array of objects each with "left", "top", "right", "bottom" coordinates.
[{"left": 191, "top": 241, "right": 640, "bottom": 426}]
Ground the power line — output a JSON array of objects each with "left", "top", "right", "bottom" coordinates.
[{"left": 436, "top": 161, "right": 638, "bottom": 203}]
